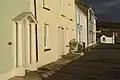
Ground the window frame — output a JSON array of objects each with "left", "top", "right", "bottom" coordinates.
[
  {"left": 44, "top": 23, "right": 49, "bottom": 48},
  {"left": 103, "top": 37, "right": 105, "bottom": 41},
  {"left": 43, "top": 0, "right": 50, "bottom": 11}
]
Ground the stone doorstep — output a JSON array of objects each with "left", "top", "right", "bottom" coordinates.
[{"left": 9, "top": 53, "right": 82, "bottom": 80}]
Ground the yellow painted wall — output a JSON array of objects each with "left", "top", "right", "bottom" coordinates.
[
  {"left": 36, "top": 0, "right": 76, "bottom": 67},
  {"left": 0, "top": 0, "right": 30, "bottom": 74}
]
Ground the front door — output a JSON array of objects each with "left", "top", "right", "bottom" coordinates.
[
  {"left": 58, "top": 27, "right": 64, "bottom": 59},
  {"left": 15, "top": 19, "right": 32, "bottom": 70}
]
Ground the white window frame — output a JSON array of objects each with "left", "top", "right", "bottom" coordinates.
[
  {"left": 44, "top": 23, "right": 49, "bottom": 48},
  {"left": 43, "top": 0, "right": 48, "bottom": 7},
  {"left": 103, "top": 37, "right": 105, "bottom": 41},
  {"left": 76, "top": 9, "right": 80, "bottom": 25}
]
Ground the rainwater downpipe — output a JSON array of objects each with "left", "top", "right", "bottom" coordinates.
[{"left": 34, "top": 0, "right": 38, "bottom": 62}]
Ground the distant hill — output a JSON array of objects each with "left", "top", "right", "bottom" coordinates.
[{"left": 97, "top": 23, "right": 120, "bottom": 29}]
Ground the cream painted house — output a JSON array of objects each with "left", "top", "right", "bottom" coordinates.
[
  {"left": 0, "top": 0, "right": 38, "bottom": 80},
  {"left": 0, "top": 0, "right": 76, "bottom": 80},
  {"left": 0, "top": 0, "right": 97, "bottom": 79},
  {"left": 36, "top": 0, "right": 76, "bottom": 67}
]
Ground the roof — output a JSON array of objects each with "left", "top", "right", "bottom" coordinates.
[
  {"left": 102, "top": 33, "right": 113, "bottom": 37},
  {"left": 75, "top": 0, "right": 97, "bottom": 19},
  {"left": 75, "top": 0, "right": 89, "bottom": 16},
  {"left": 12, "top": 12, "right": 38, "bottom": 23}
]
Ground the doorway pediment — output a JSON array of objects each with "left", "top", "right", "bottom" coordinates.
[{"left": 12, "top": 12, "right": 38, "bottom": 24}]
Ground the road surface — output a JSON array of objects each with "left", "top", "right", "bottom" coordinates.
[{"left": 46, "top": 44, "right": 120, "bottom": 80}]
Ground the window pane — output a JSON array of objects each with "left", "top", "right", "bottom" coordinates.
[
  {"left": 44, "top": 25, "right": 48, "bottom": 47},
  {"left": 43, "top": 0, "right": 47, "bottom": 6},
  {"left": 44, "top": 37, "right": 46, "bottom": 47}
]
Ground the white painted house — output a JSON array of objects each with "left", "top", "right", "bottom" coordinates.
[
  {"left": 100, "top": 33, "right": 115, "bottom": 44},
  {"left": 75, "top": 0, "right": 97, "bottom": 49},
  {"left": 0, "top": 0, "right": 97, "bottom": 80},
  {"left": 88, "top": 8, "right": 97, "bottom": 47},
  {"left": 75, "top": 0, "right": 88, "bottom": 50}
]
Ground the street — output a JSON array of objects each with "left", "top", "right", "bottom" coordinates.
[{"left": 46, "top": 44, "right": 120, "bottom": 80}]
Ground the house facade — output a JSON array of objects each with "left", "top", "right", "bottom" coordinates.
[
  {"left": 88, "top": 8, "right": 97, "bottom": 47},
  {"left": 0, "top": 0, "right": 76, "bottom": 80},
  {"left": 75, "top": 1, "right": 88, "bottom": 49},
  {"left": 0, "top": 0, "right": 37, "bottom": 80},
  {"left": 36, "top": 0, "right": 76, "bottom": 67},
  {"left": 100, "top": 33, "right": 115, "bottom": 44},
  {"left": 75, "top": 0, "right": 97, "bottom": 49},
  {"left": 0, "top": 0, "right": 97, "bottom": 80}
]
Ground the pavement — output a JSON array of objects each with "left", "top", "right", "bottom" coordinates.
[
  {"left": 9, "top": 52, "right": 84, "bottom": 80},
  {"left": 45, "top": 44, "right": 120, "bottom": 80}
]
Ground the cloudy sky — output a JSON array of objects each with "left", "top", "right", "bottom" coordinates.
[{"left": 82, "top": 0, "right": 120, "bottom": 23}]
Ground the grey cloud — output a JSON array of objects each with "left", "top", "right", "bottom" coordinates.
[{"left": 83, "top": 0, "right": 120, "bottom": 23}]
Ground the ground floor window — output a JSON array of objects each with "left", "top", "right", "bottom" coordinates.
[
  {"left": 44, "top": 23, "right": 49, "bottom": 48},
  {"left": 103, "top": 38, "right": 105, "bottom": 41}
]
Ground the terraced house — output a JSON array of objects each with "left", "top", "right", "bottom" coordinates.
[
  {"left": 0, "top": 0, "right": 76, "bottom": 80},
  {"left": 75, "top": 0, "right": 97, "bottom": 49},
  {"left": 0, "top": 0, "right": 96, "bottom": 80},
  {"left": 75, "top": 0, "right": 88, "bottom": 49}
]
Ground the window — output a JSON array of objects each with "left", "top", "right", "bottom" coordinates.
[
  {"left": 60, "top": 0, "right": 62, "bottom": 4},
  {"left": 76, "top": 9, "right": 80, "bottom": 24},
  {"left": 89, "top": 11, "right": 92, "bottom": 22},
  {"left": 43, "top": 0, "right": 47, "bottom": 7},
  {"left": 43, "top": 0, "right": 50, "bottom": 11},
  {"left": 60, "top": 0, "right": 64, "bottom": 14},
  {"left": 103, "top": 38, "right": 105, "bottom": 41},
  {"left": 44, "top": 23, "right": 49, "bottom": 48}
]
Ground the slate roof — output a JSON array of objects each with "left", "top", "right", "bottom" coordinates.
[
  {"left": 103, "top": 33, "right": 113, "bottom": 37},
  {"left": 97, "top": 32, "right": 113, "bottom": 38},
  {"left": 75, "top": 0, "right": 89, "bottom": 16},
  {"left": 75, "top": 0, "right": 97, "bottom": 19}
]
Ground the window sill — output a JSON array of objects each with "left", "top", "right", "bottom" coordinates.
[
  {"left": 70, "top": 19, "right": 73, "bottom": 21},
  {"left": 66, "top": 45, "right": 69, "bottom": 47},
  {"left": 43, "top": 6, "right": 50, "bottom": 11},
  {"left": 61, "top": 14, "right": 65, "bottom": 17},
  {"left": 44, "top": 48, "right": 51, "bottom": 52}
]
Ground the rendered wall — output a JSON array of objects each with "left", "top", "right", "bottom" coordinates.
[
  {"left": 36, "top": 0, "right": 76, "bottom": 67},
  {"left": 0, "top": 0, "right": 30, "bottom": 79}
]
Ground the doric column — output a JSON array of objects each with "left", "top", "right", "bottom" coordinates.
[
  {"left": 18, "top": 22, "right": 23, "bottom": 67},
  {"left": 14, "top": 22, "right": 25, "bottom": 77}
]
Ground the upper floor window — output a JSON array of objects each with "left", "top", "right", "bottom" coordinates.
[
  {"left": 103, "top": 38, "right": 105, "bottom": 41},
  {"left": 76, "top": 9, "right": 80, "bottom": 24},
  {"left": 89, "top": 11, "right": 92, "bottom": 22},
  {"left": 43, "top": 0, "right": 50, "bottom": 11},
  {"left": 44, "top": 23, "right": 49, "bottom": 48},
  {"left": 43, "top": 0, "right": 48, "bottom": 7}
]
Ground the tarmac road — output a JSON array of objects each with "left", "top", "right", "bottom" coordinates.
[{"left": 46, "top": 44, "right": 120, "bottom": 80}]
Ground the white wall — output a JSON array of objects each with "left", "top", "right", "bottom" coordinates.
[
  {"left": 80, "top": 11, "right": 88, "bottom": 48},
  {"left": 100, "top": 35, "right": 114, "bottom": 44},
  {"left": 36, "top": 0, "right": 76, "bottom": 67},
  {"left": 93, "top": 18, "right": 96, "bottom": 44},
  {"left": 75, "top": 5, "right": 88, "bottom": 48}
]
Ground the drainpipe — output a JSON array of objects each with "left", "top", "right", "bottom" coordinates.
[
  {"left": 87, "top": 9, "right": 89, "bottom": 50},
  {"left": 34, "top": 0, "right": 38, "bottom": 62}
]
